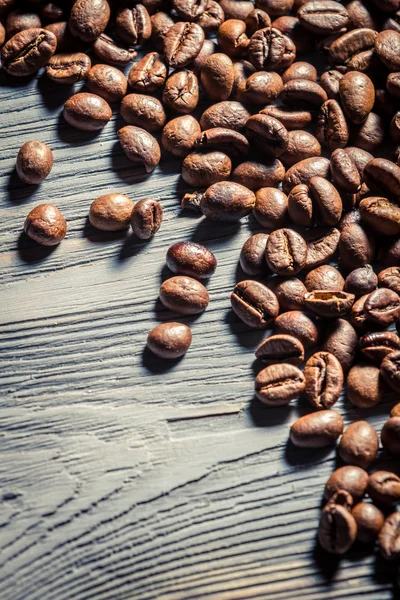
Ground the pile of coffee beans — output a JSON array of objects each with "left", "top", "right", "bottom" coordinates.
[{"left": 2, "top": 0, "right": 400, "bottom": 562}]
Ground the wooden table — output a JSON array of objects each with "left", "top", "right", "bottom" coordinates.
[{"left": 0, "top": 67, "right": 398, "bottom": 600}]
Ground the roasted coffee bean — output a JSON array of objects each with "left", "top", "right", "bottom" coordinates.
[
  {"left": 290, "top": 410, "right": 344, "bottom": 448},
  {"left": 298, "top": 1, "right": 348, "bottom": 35},
  {"left": 92, "top": 34, "right": 137, "bottom": 67},
  {"left": 329, "top": 28, "right": 377, "bottom": 67},
  {"left": 232, "top": 160, "right": 284, "bottom": 190},
  {"left": 115, "top": 4, "right": 151, "bottom": 47},
  {"left": 272, "top": 15, "right": 313, "bottom": 55},
  {"left": 378, "top": 237, "right": 400, "bottom": 267},
  {"left": 352, "top": 502, "right": 384, "bottom": 544},
  {"left": 118, "top": 125, "right": 161, "bottom": 173},
  {"left": 24, "top": 203, "right": 66, "bottom": 246},
  {"left": 200, "top": 100, "right": 250, "bottom": 131},
  {"left": 339, "top": 209, "right": 361, "bottom": 231},
  {"left": 166, "top": 241, "right": 217, "bottom": 279},
  {"left": 195, "top": 128, "right": 249, "bottom": 157},
  {"left": 120, "top": 94, "right": 166, "bottom": 132},
  {"left": 150, "top": 11, "right": 174, "bottom": 49},
  {"left": 304, "top": 227, "right": 340, "bottom": 270},
  {"left": 266, "top": 228, "right": 307, "bottom": 276},
  {"left": 364, "top": 158, "right": 400, "bottom": 197},
  {"left": 316, "top": 99, "right": 349, "bottom": 151},
  {"left": 255, "top": 363, "right": 305, "bottom": 406},
  {"left": 305, "top": 265, "right": 344, "bottom": 293},
  {"left": 304, "top": 351, "right": 343, "bottom": 410},
  {"left": 379, "top": 267, "right": 400, "bottom": 294},
  {"left": 163, "top": 22, "right": 204, "bottom": 68},
  {"left": 181, "top": 191, "right": 203, "bottom": 212},
  {"left": 253, "top": 187, "right": 288, "bottom": 230},
  {"left": 182, "top": 151, "right": 231, "bottom": 187},
  {"left": 260, "top": 106, "right": 313, "bottom": 131},
  {"left": 387, "top": 72, "right": 400, "bottom": 98},
  {"left": 347, "top": 363, "right": 384, "bottom": 407},
  {"left": 347, "top": 0, "right": 378, "bottom": 29},
  {"left": 201, "top": 53, "right": 234, "bottom": 101},
  {"left": 159, "top": 276, "right": 209, "bottom": 315},
  {"left": 147, "top": 322, "right": 192, "bottom": 359},
  {"left": 128, "top": 52, "right": 167, "bottom": 93},
  {"left": 161, "top": 115, "right": 201, "bottom": 157},
  {"left": 64, "top": 93, "right": 111, "bottom": 131},
  {"left": 246, "top": 114, "right": 288, "bottom": 158},
  {"left": 381, "top": 417, "right": 400, "bottom": 455},
  {"left": 360, "top": 331, "right": 400, "bottom": 363},
  {"left": 217, "top": 19, "right": 249, "bottom": 57},
  {"left": 200, "top": 181, "right": 256, "bottom": 221},
  {"left": 0, "top": 0, "right": 16, "bottom": 15},
  {"left": 391, "top": 403, "right": 400, "bottom": 417},
  {"left": 318, "top": 503, "right": 357, "bottom": 554},
  {"left": 322, "top": 318, "right": 358, "bottom": 373},
  {"left": 6, "top": 10, "right": 41, "bottom": 38},
  {"left": 269, "top": 277, "right": 306, "bottom": 311},
  {"left": 280, "top": 130, "right": 321, "bottom": 167},
  {"left": 239, "top": 233, "right": 269, "bottom": 276},
  {"left": 248, "top": 27, "right": 294, "bottom": 72},
  {"left": 304, "top": 290, "right": 355, "bottom": 318},
  {"left": 360, "top": 197, "right": 400, "bottom": 236},
  {"left": 375, "top": 30, "right": 400, "bottom": 72},
  {"left": 338, "top": 71, "right": 375, "bottom": 125},
  {"left": 40, "top": 3, "right": 64, "bottom": 23},
  {"left": 381, "top": 350, "right": 400, "bottom": 393},
  {"left": 325, "top": 466, "right": 369, "bottom": 501},
  {"left": 351, "top": 293, "right": 371, "bottom": 330},
  {"left": 391, "top": 112, "right": 400, "bottom": 144},
  {"left": 0, "top": 22, "right": 6, "bottom": 47},
  {"left": 282, "top": 157, "right": 330, "bottom": 194},
  {"left": 239, "top": 71, "right": 283, "bottom": 104},
  {"left": 339, "top": 421, "right": 379, "bottom": 468},
  {"left": 69, "top": 0, "right": 110, "bottom": 43},
  {"left": 364, "top": 289, "right": 400, "bottom": 327},
  {"left": 280, "top": 79, "right": 328, "bottom": 109},
  {"left": 16, "top": 140, "right": 53, "bottom": 185},
  {"left": 1, "top": 27, "right": 57, "bottom": 76},
  {"left": 220, "top": 0, "right": 253, "bottom": 20},
  {"left": 379, "top": 512, "right": 400, "bottom": 560},
  {"left": 86, "top": 64, "right": 128, "bottom": 104},
  {"left": 172, "top": 0, "right": 208, "bottom": 20},
  {"left": 330, "top": 147, "right": 372, "bottom": 193},
  {"left": 195, "top": 0, "right": 224, "bottom": 33},
  {"left": 282, "top": 61, "right": 317, "bottom": 83},
  {"left": 368, "top": 471, "right": 400, "bottom": 505},
  {"left": 288, "top": 177, "right": 342, "bottom": 227},
  {"left": 191, "top": 39, "right": 216, "bottom": 73},
  {"left": 245, "top": 8, "right": 271, "bottom": 36},
  {"left": 46, "top": 52, "right": 91, "bottom": 84},
  {"left": 353, "top": 112, "right": 385, "bottom": 154},
  {"left": 320, "top": 69, "right": 343, "bottom": 100},
  {"left": 339, "top": 223, "right": 375, "bottom": 272},
  {"left": 344, "top": 265, "right": 377, "bottom": 296},
  {"left": 231, "top": 280, "right": 279, "bottom": 329},
  {"left": 162, "top": 70, "right": 199, "bottom": 114},
  {"left": 89, "top": 194, "right": 134, "bottom": 232},
  {"left": 256, "top": 334, "right": 305, "bottom": 365},
  {"left": 274, "top": 310, "right": 319, "bottom": 349},
  {"left": 130, "top": 198, "right": 162, "bottom": 239},
  {"left": 256, "top": 0, "right": 294, "bottom": 18}
]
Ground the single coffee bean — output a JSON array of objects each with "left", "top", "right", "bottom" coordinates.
[
  {"left": 260, "top": 105, "right": 313, "bottom": 131},
  {"left": 280, "top": 130, "right": 321, "bottom": 167},
  {"left": 329, "top": 28, "right": 377, "bottom": 67},
  {"left": 274, "top": 310, "right": 319, "bottom": 349},
  {"left": 89, "top": 194, "right": 134, "bottom": 232},
  {"left": 194, "top": 128, "right": 249, "bottom": 157},
  {"left": 147, "top": 322, "right": 192, "bottom": 359},
  {"left": 320, "top": 69, "right": 343, "bottom": 100},
  {"left": 288, "top": 177, "right": 342, "bottom": 227},
  {"left": 0, "top": 22, "right": 5, "bottom": 47},
  {"left": 381, "top": 351, "right": 400, "bottom": 393},
  {"left": 391, "top": 403, "right": 400, "bottom": 417},
  {"left": 324, "top": 466, "right": 369, "bottom": 501},
  {"left": 338, "top": 71, "right": 375, "bottom": 125},
  {"left": 379, "top": 512, "right": 400, "bottom": 560},
  {"left": 182, "top": 151, "right": 231, "bottom": 187},
  {"left": 339, "top": 223, "right": 375, "bottom": 272},
  {"left": 339, "top": 421, "right": 379, "bottom": 468},
  {"left": 120, "top": 94, "right": 166, "bottom": 133},
  {"left": 305, "top": 265, "right": 344, "bottom": 293},
  {"left": 351, "top": 294, "right": 371, "bottom": 330},
  {"left": 318, "top": 503, "right": 357, "bottom": 554},
  {"left": 304, "top": 351, "right": 343, "bottom": 409},
  {"left": 46, "top": 52, "right": 91, "bottom": 84},
  {"left": 253, "top": 188, "right": 288, "bottom": 230},
  {"left": 200, "top": 101, "right": 250, "bottom": 131},
  {"left": 69, "top": 0, "right": 110, "bottom": 43},
  {"left": 381, "top": 417, "right": 400, "bottom": 455},
  {"left": 93, "top": 33, "right": 137, "bottom": 67},
  {"left": 239, "top": 70, "right": 283, "bottom": 104},
  {"left": 86, "top": 64, "right": 128, "bottom": 104},
  {"left": 364, "top": 158, "right": 400, "bottom": 197},
  {"left": 201, "top": 53, "right": 234, "bottom": 101},
  {"left": 130, "top": 198, "right": 163, "bottom": 240},
  {"left": 344, "top": 265, "right": 377, "bottom": 296},
  {"left": 163, "top": 22, "right": 204, "bottom": 68},
  {"left": 322, "top": 318, "right": 358, "bottom": 373},
  {"left": 282, "top": 61, "right": 317, "bottom": 83},
  {"left": 347, "top": 363, "right": 384, "bottom": 408},
  {"left": 255, "top": 363, "right": 305, "bottom": 406},
  {"left": 347, "top": 0, "right": 378, "bottom": 29},
  {"left": 162, "top": 70, "right": 199, "bottom": 115},
  {"left": 375, "top": 30, "right": 400, "bottom": 71},
  {"left": 330, "top": 147, "right": 369, "bottom": 193},
  {"left": 64, "top": 93, "right": 112, "bottom": 131},
  {"left": 316, "top": 99, "right": 349, "bottom": 151},
  {"left": 24, "top": 204, "right": 66, "bottom": 246},
  {"left": 220, "top": 0, "right": 253, "bottom": 20},
  {"left": 282, "top": 157, "right": 330, "bottom": 194},
  {"left": 172, "top": 0, "right": 208, "bottom": 21},
  {"left": 266, "top": 228, "right": 307, "bottom": 275},
  {"left": 368, "top": 471, "right": 400, "bottom": 505},
  {"left": 115, "top": 4, "right": 151, "bottom": 47},
  {"left": 16, "top": 140, "right": 53, "bottom": 185},
  {"left": 248, "top": 27, "right": 294, "bottom": 72},
  {"left": 231, "top": 280, "right": 279, "bottom": 329},
  {"left": 339, "top": 209, "right": 361, "bottom": 231},
  {"left": 387, "top": 72, "right": 400, "bottom": 98},
  {"left": 162, "top": 115, "right": 200, "bottom": 157},
  {"left": 200, "top": 181, "right": 255, "bottom": 221},
  {"left": 191, "top": 39, "right": 216, "bottom": 74},
  {"left": 1, "top": 27, "right": 57, "bottom": 76},
  {"left": 150, "top": 11, "right": 174, "bottom": 49},
  {"left": 256, "top": 334, "right": 304, "bottom": 365},
  {"left": 360, "top": 332, "right": 400, "bottom": 364},
  {"left": 290, "top": 410, "right": 344, "bottom": 448},
  {"left": 118, "top": 125, "right": 161, "bottom": 173},
  {"left": 352, "top": 502, "right": 385, "bottom": 544},
  {"left": 269, "top": 277, "right": 306, "bottom": 311},
  {"left": 232, "top": 160, "right": 284, "bottom": 190},
  {"left": 160, "top": 276, "right": 209, "bottom": 315},
  {"left": 359, "top": 197, "right": 400, "bottom": 236},
  {"left": 41, "top": 4, "right": 63, "bottom": 23},
  {"left": 364, "top": 289, "right": 400, "bottom": 327},
  {"left": 166, "top": 242, "right": 217, "bottom": 279},
  {"left": 256, "top": 0, "right": 294, "bottom": 18},
  {"left": 298, "top": 0, "right": 349, "bottom": 35},
  {"left": 246, "top": 114, "right": 289, "bottom": 158},
  {"left": 217, "top": 19, "right": 250, "bottom": 57},
  {"left": 128, "top": 52, "right": 167, "bottom": 93},
  {"left": 353, "top": 112, "right": 385, "bottom": 154},
  {"left": 379, "top": 267, "right": 400, "bottom": 294},
  {"left": 304, "top": 227, "right": 340, "bottom": 270},
  {"left": 239, "top": 233, "right": 269, "bottom": 276},
  {"left": 280, "top": 79, "right": 328, "bottom": 109},
  {"left": 245, "top": 8, "right": 271, "bottom": 36},
  {"left": 195, "top": 0, "right": 224, "bottom": 33},
  {"left": 6, "top": 10, "right": 41, "bottom": 38},
  {"left": 304, "top": 291, "right": 355, "bottom": 318}
]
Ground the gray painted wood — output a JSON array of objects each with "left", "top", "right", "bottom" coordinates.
[{"left": 0, "top": 68, "right": 399, "bottom": 600}]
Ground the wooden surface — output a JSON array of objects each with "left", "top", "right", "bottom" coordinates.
[{"left": 0, "top": 67, "right": 399, "bottom": 600}]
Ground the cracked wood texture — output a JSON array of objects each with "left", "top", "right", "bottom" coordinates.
[{"left": 0, "top": 69, "right": 399, "bottom": 600}]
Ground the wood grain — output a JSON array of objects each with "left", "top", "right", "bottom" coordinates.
[{"left": 0, "top": 69, "right": 399, "bottom": 600}]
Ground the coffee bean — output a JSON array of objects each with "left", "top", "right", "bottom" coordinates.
[
  {"left": 92, "top": 33, "right": 137, "bottom": 67},
  {"left": 338, "top": 71, "right": 375, "bottom": 125},
  {"left": 245, "top": 8, "right": 271, "bottom": 36},
  {"left": 298, "top": 1, "right": 349, "bottom": 35},
  {"left": 368, "top": 471, "right": 400, "bottom": 505},
  {"left": 288, "top": 176, "right": 342, "bottom": 227},
  {"left": 256, "top": 334, "right": 305, "bottom": 365},
  {"left": 381, "top": 350, "right": 400, "bottom": 393},
  {"left": 239, "top": 70, "right": 283, "bottom": 104},
  {"left": 322, "top": 318, "right": 358, "bottom": 373},
  {"left": 391, "top": 111, "right": 400, "bottom": 144},
  {"left": 69, "top": 0, "right": 110, "bottom": 43},
  {"left": 172, "top": 0, "right": 208, "bottom": 20},
  {"left": 256, "top": 0, "right": 294, "bottom": 19},
  {"left": 305, "top": 265, "right": 344, "bottom": 293},
  {"left": 364, "top": 288, "right": 400, "bottom": 327},
  {"left": 16, "top": 140, "right": 53, "bottom": 185},
  {"left": 195, "top": 0, "right": 224, "bottom": 33},
  {"left": 233, "top": 160, "right": 284, "bottom": 190},
  {"left": 260, "top": 105, "right": 313, "bottom": 130},
  {"left": 130, "top": 198, "right": 163, "bottom": 239},
  {"left": 115, "top": 3, "right": 151, "bottom": 47},
  {"left": 191, "top": 39, "right": 216, "bottom": 73},
  {"left": 181, "top": 191, "right": 203, "bottom": 213},
  {"left": 162, "top": 70, "right": 199, "bottom": 114},
  {"left": 269, "top": 277, "right": 306, "bottom": 311},
  {"left": 200, "top": 101, "right": 250, "bottom": 131},
  {"left": 266, "top": 228, "right": 307, "bottom": 275},
  {"left": 320, "top": 69, "right": 343, "bottom": 100},
  {"left": 379, "top": 512, "right": 400, "bottom": 560},
  {"left": 353, "top": 112, "right": 385, "bottom": 154},
  {"left": 331, "top": 147, "right": 372, "bottom": 193},
  {"left": 379, "top": 267, "right": 400, "bottom": 294},
  {"left": 248, "top": 27, "right": 294, "bottom": 71},
  {"left": 282, "top": 61, "right": 317, "bottom": 83},
  {"left": 231, "top": 59, "right": 256, "bottom": 97},
  {"left": 352, "top": 502, "right": 385, "bottom": 544},
  {"left": 324, "top": 465, "right": 369, "bottom": 501},
  {"left": 304, "top": 227, "right": 340, "bottom": 270},
  {"left": 163, "top": 22, "right": 204, "bottom": 68},
  {"left": 272, "top": 15, "right": 313, "bottom": 55},
  {"left": 329, "top": 28, "right": 377, "bottom": 67},
  {"left": 347, "top": 363, "right": 384, "bottom": 408},
  {"left": 339, "top": 209, "right": 362, "bottom": 231},
  {"left": 360, "top": 197, "right": 400, "bottom": 236},
  {"left": 274, "top": 310, "right": 319, "bottom": 349},
  {"left": 121, "top": 94, "right": 166, "bottom": 132},
  {"left": 255, "top": 363, "right": 305, "bottom": 406},
  {"left": 283, "top": 157, "right": 330, "bottom": 194},
  {"left": 253, "top": 188, "right": 288, "bottom": 230},
  {"left": 344, "top": 265, "right": 377, "bottom": 296},
  {"left": 150, "top": 11, "right": 174, "bottom": 49},
  {"left": 360, "top": 332, "right": 400, "bottom": 364},
  {"left": 147, "top": 322, "right": 192, "bottom": 359},
  {"left": 24, "top": 203, "right": 67, "bottom": 246},
  {"left": 280, "top": 130, "right": 321, "bottom": 167},
  {"left": 195, "top": 128, "right": 250, "bottom": 157},
  {"left": 159, "top": 276, "right": 209, "bottom": 315},
  {"left": 290, "top": 410, "right": 344, "bottom": 448},
  {"left": 41, "top": 4, "right": 64, "bottom": 22},
  {"left": 166, "top": 241, "right": 217, "bottom": 279},
  {"left": 220, "top": 0, "right": 253, "bottom": 20},
  {"left": 1, "top": 27, "right": 57, "bottom": 76},
  {"left": 364, "top": 158, "right": 400, "bottom": 197},
  {"left": 182, "top": 151, "right": 231, "bottom": 187},
  {"left": 375, "top": 29, "right": 400, "bottom": 71},
  {"left": 217, "top": 19, "right": 250, "bottom": 57},
  {"left": 381, "top": 417, "right": 400, "bottom": 455},
  {"left": 6, "top": 10, "right": 41, "bottom": 38},
  {"left": 339, "top": 223, "right": 375, "bottom": 272},
  {"left": 280, "top": 79, "right": 328, "bottom": 109},
  {"left": 85, "top": 64, "right": 128, "bottom": 104},
  {"left": 351, "top": 293, "right": 371, "bottom": 330},
  {"left": 239, "top": 233, "right": 269, "bottom": 276},
  {"left": 246, "top": 114, "right": 289, "bottom": 158},
  {"left": 46, "top": 52, "right": 91, "bottom": 84},
  {"left": 0, "top": 21, "right": 6, "bottom": 47},
  {"left": 304, "top": 351, "right": 343, "bottom": 409},
  {"left": 118, "top": 125, "right": 161, "bottom": 173},
  {"left": 89, "top": 194, "right": 134, "bottom": 231},
  {"left": 231, "top": 280, "right": 279, "bottom": 329},
  {"left": 304, "top": 291, "right": 355, "bottom": 318},
  {"left": 316, "top": 99, "right": 349, "bottom": 151},
  {"left": 338, "top": 421, "right": 379, "bottom": 468},
  {"left": 326, "top": 489, "right": 354, "bottom": 511},
  {"left": 64, "top": 92, "right": 112, "bottom": 131},
  {"left": 201, "top": 53, "right": 234, "bottom": 101},
  {"left": 162, "top": 115, "right": 201, "bottom": 157},
  {"left": 318, "top": 503, "right": 357, "bottom": 554},
  {"left": 128, "top": 52, "right": 167, "bottom": 93},
  {"left": 200, "top": 181, "right": 255, "bottom": 221}
]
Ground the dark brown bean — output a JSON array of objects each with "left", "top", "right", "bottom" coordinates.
[
  {"left": 220, "top": 0, "right": 253, "bottom": 20},
  {"left": 246, "top": 114, "right": 289, "bottom": 158},
  {"left": 320, "top": 69, "right": 343, "bottom": 100},
  {"left": 150, "top": 11, "right": 174, "bottom": 50},
  {"left": 339, "top": 421, "right": 379, "bottom": 468},
  {"left": 166, "top": 241, "right": 217, "bottom": 279},
  {"left": 381, "top": 351, "right": 400, "bottom": 393},
  {"left": 239, "top": 71, "right": 283, "bottom": 104},
  {"left": 256, "top": 334, "right": 305, "bottom": 365},
  {"left": 239, "top": 233, "right": 269, "bottom": 276},
  {"left": 161, "top": 115, "right": 201, "bottom": 157},
  {"left": 359, "top": 197, "right": 400, "bottom": 236},
  {"left": 64, "top": 93, "right": 112, "bottom": 131},
  {"left": 318, "top": 503, "right": 357, "bottom": 554},
  {"left": 92, "top": 33, "right": 137, "bottom": 67},
  {"left": 130, "top": 198, "right": 163, "bottom": 240},
  {"left": 201, "top": 53, "right": 234, "bottom": 101},
  {"left": 280, "top": 79, "right": 328, "bottom": 109},
  {"left": 368, "top": 471, "right": 400, "bottom": 505},
  {"left": 324, "top": 466, "right": 369, "bottom": 501},
  {"left": 16, "top": 140, "right": 53, "bottom": 185},
  {"left": 255, "top": 363, "right": 305, "bottom": 406},
  {"left": 269, "top": 277, "right": 306, "bottom": 311},
  {"left": 297, "top": 0, "right": 349, "bottom": 35},
  {"left": 347, "top": 363, "right": 384, "bottom": 408},
  {"left": 162, "top": 70, "right": 199, "bottom": 114},
  {"left": 1, "top": 27, "right": 57, "bottom": 76},
  {"left": 379, "top": 512, "right": 400, "bottom": 561},
  {"left": 280, "top": 130, "right": 321, "bottom": 167},
  {"left": 260, "top": 106, "right": 313, "bottom": 131},
  {"left": 353, "top": 112, "right": 385, "bottom": 154},
  {"left": 194, "top": 128, "right": 249, "bottom": 157},
  {"left": 6, "top": 9, "right": 41, "bottom": 38},
  {"left": 89, "top": 194, "right": 134, "bottom": 231},
  {"left": 182, "top": 151, "right": 231, "bottom": 187},
  {"left": 364, "top": 288, "right": 400, "bottom": 327},
  {"left": 232, "top": 59, "right": 256, "bottom": 96},
  {"left": 288, "top": 177, "right": 342, "bottom": 227},
  {"left": 282, "top": 157, "right": 330, "bottom": 194},
  {"left": 159, "top": 276, "right": 209, "bottom": 315},
  {"left": 344, "top": 265, "right": 377, "bottom": 296},
  {"left": 338, "top": 71, "right": 375, "bottom": 125},
  {"left": 69, "top": 0, "right": 110, "bottom": 43},
  {"left": 305, "top": 291, "right": 355, "bottom": 318},
  {"left": 364, "top": 158, "right": 400, "bottom": 197},
  {"left": 115, "top": 4, "right": 151, "bottom": 47},
  {"left": 232, "top": 160, "right": 284, "bottom": 190},
  {"left": 24, "top": 203, "right": 66, "bottom": 246},
  {"left": 46, "top": 52, "right": 91, "bottom": 84},
  {"left": 305, "top": 265, "right": 344, "bottom": 293},
  {"left": 191, "top": 39, "right": 216, "bottom": 73},
  {"left": 304, "top": 351, "right": 343, "bottom": 409},
  {"left": 378, "top": 267, "right": 400, "bottom": 295},
  {"left": 304, "top": 226, "right": 340, "bottom": 270},
  {"left": 245, "top": 8, "right": 271, "bottom": 36},
  {"left": 375, "top": 30, "right": 400, "bottom": 72},
  {"left": 381, "top": 417, "right": 400, "bottom": 455},
  {"left": 329, "top": 28, "right": 377, "bottom": 66},
  {"left": 253, "top": 188, "right": 288, "bottom": 230},
  {"left": 290, "top": 410, "right": 344, "bottom": 448},
  {"left": 266, "top": 228, "right": 307, "bottom": 276},
  {"left": 217, "top": 19, "right": 249, "bottom": 57},
  {"left": 322, "top": 318, "right": 358, "bottom": 373},
  {"left": 118, "top": 125, "right": 161, "bottom": 173},
  {"left": 231, "top": 280, "right": 279, "bottom": 328},
  {"left": 360, "top": 332, "right": 400, "bottom": 363},
  {"left": 200, "top": 101, "right": 250, "bottom": 131},
  {"left": 274, "top": 310, "right": 319, "bottom": 349},
  {"left": 121, "top": 94, "right": 166, "bottom": 132},
  {"left": 147, "top": 322, "right": 192, "bottom": 359},
  {"left": 163, "top": 22, "right": 204, "bottom": 68},
  {"left": 316, "top": 99, "right": 349, "bottom": 151},
  {"left": 248, "top": 27, "right": 295, "bottom": 72},
  {"left": 352, "top": 502, "right": 385, "bottom": 544},
  {"left": 339, "top": 223, "right": 375, "bottom": 272},
  {"left": 128, "top": 52, "right": 167, "bottom": 93},
  {"left": 200, "top": 181, "right": 256, "bottom": 221},
  {"left": 86, "top": 64, "right": 127, "bottom": 104},
  {"left": 282, "top": 61, "right": 317, "bottom": 83}
]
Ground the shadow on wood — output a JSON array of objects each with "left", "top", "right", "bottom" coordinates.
[{"left": 17, "top": 231, "right": 58, "bottom": 263}]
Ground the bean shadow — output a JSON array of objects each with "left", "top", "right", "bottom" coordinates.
[
  {"left": 152, "top": 297, "right": 205, "bottom": 324},
  {"left": 142, "top": 346, "right": 186, "bottom": 373},
  {"left": 312, "top": 540, "right": 342, "bottom": 581},
  {"left": 248, "top": 395, "right": 293, "bottom": 427},
  {"left": 17, "top": 231, "right": 57, "bottom": 263},
  {"left": 37, "top": 75, "right": 78, "bottom": 110},
  {"left": 110, "top": 141, "right": 155, "bottom": 184},
  {"left": 225, "top": 309, "right": 266, "bottom": 349},
  {"left": 191, "top": 218, "right": 242, "bottom": 245},
  {"left": 117, "top": 233, "right": 150, "bottom": 261},
  {"left": 284, "top": 438, "right": 335, "bottom": 466},
  {"left": 7, "top": 168, "right": 39, "bottom": 204},
  {"left": 57, "top": 112, "right": 103, "bottom": 145},
  {"left": 82, "top": 216, "right": 128, "bottom": 243}
]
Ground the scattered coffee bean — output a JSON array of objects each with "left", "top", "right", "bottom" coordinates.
[
  {"left": 368, "top": 471, "right": 400, "bottom": 505},
  {"left": 121, "top": 94, "right": 166, "bottom": 132},
  {"left": 200, "top": 181, "right": 256, "bottom": 221},
  {"left": 231, "top": 280, "right": 279, "bottom": 329},
  {"left": 274, "top": 310, "right": 319, "bottom": 349},
  {"left": 338, "top": 421, "right": 379, "bottom": 468},
  {"left": 16, "top": 140, "right": 53, "bottom": 185},
  {"left": 89, "top": 194, "right": 134, "bottom": 231},
  {"left": 322, "top": 318, "right": 358, "bottom": 373},
  {"left": 118, "top": 125, "right": 161, "bottom": 173},
  {"left": 290, "top": 410, "right": 344, "bottom": 448},
  {"left": 1, "top": 27, "right": 57, "bottom": 76},
  {"left": 266, "top": 228, "right": 307, "bottom": 275},
  {"left": 304, "top": 291, "right": 355, "bottom": 318},
  {"left": 93, "top": 33, "right": 137, "bottom": 67},
  {"left": 255, "top": 363, "right": 306, "bottom": 406},
  {"left": 318, "top": 502, "right": 357, "bottom": 554},
  {"left": 379, "top": 512, "right": 400, "bottom": 561},
  {"left": 378, "top": 267, "right": 400, "bottom": 294},
  {"left": 86, "top": 64, "right": 128, "bottom": 104},
  {"left": 253, "top": 187, "right": 288, "bottom": 229},
  {"left": 360, "top": 332, "right": 400, "bottom": 363},
  {"left": 115, "top": 3, "right": 151, "bottom": 47},
  {"left": 166, "top": 241, "right": 217, "bottom": 279},
  {"left": 304, "top": 351, "right": 343, "bottom": 410},
  {"left": 305, "top": 266, "right": 344, "bottom": 293},
  {"left": 232, "top": 160, "right": 284, "bottom": 190},
  {"left": 24, "top": 203, "right": 66, "bottom": 246},
  {"left": 246, "top": 114, "right": 289, "bottom": 158},
  {"left": 162, "top": 70, "right": 199, "bottom": 114},
  {"left": 163, "top": 22, "right": 204, "bottom": 68},
  {"left": 297, "top": 1, "right": 349, "bottom": 35},
  {"left": 381, "top": 417, "right": 400, "bottom": 455},
  {"left": 347, "top": 363, "right": 384, "bottom": 408},
  {"left": 269, "top": 277, "right": 306, "bottom": 311},
  {"left": 64, "top": 93, "right": 112, "bottom": 131},
  {"left": 256, "top": 334, "right": 304, "bottom": 365},
  {"left": 160, "top": 276, "right": 209, "bottom": 315},
  {"left": 201, "top": 53, "right": 234, "bottom": 101},
  {"left": 364, "top": 288, "right": 400, "bottom": 327},
  {"left": 69, "top": 0, "right": 110, "bottom": 42},
  {"left": 147, "top": 322, "right": 192, "bottom": 359},
  {"left": 130, "top": 198, "right": 163, "bottom": 240},
  {"left": 324, "top": 466, "right": 369, "bottom": 502},
  {"left": 161, "top": 115, "right": 201, "bottom": 157},
  {"left": 352, "top": 502, "right": 385, "bottom": 544},
  {"left": 195, "top": 128, "right": 250, "bottom": 157},
  {"left": 344, "top": 265, "right": 377, "bottom": 296},
  {"left": 239, "top": 233, "right": 269, "bottom": 276}
]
